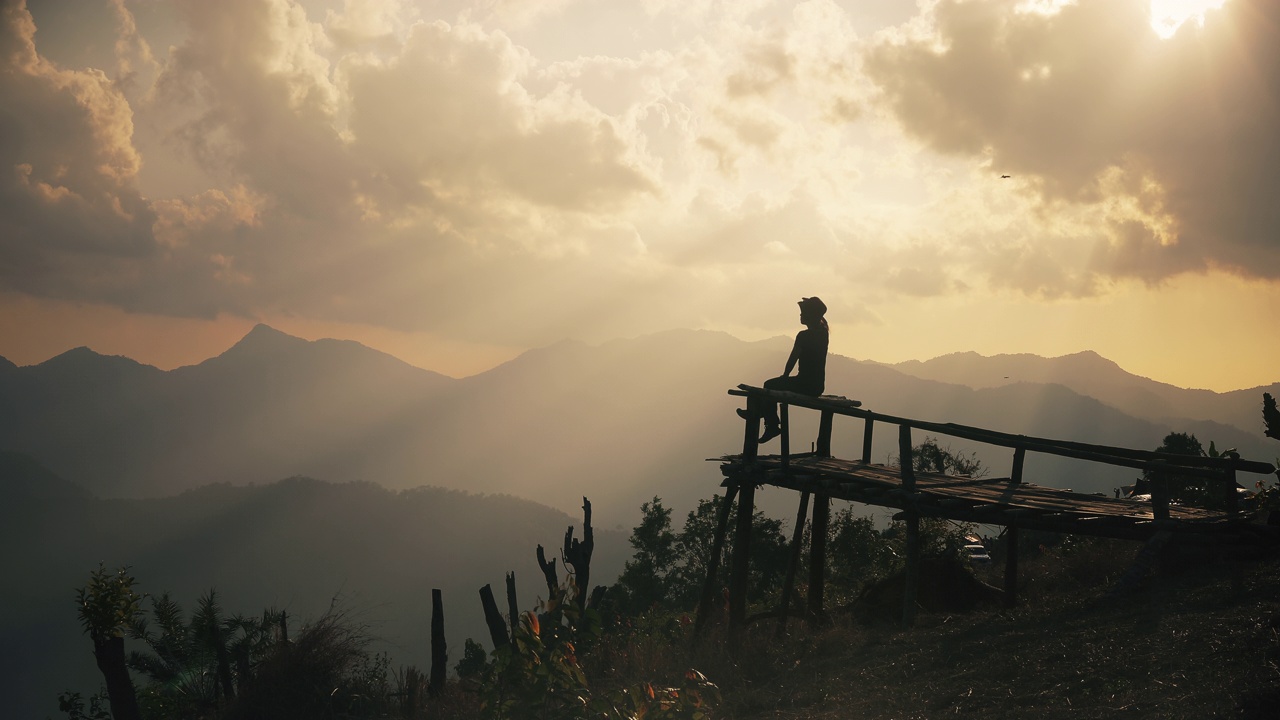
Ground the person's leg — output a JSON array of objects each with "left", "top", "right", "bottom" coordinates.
[{"left": 761, "top": 376, "right": 790, "bottom": 429}]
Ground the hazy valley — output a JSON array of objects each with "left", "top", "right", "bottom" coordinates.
[{"left": 2, "top": 326, "right": 1277, "bottom": 717}]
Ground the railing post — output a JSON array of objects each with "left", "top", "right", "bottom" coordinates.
[
  {"left": 817, "top": 410, "right": 833, "bottom": 457},
  {"left": 861, "top": 418, "right": 874, "bottom": 464},
  {"left": 898, "top": 424, "right": 915, "bottom": 491}
]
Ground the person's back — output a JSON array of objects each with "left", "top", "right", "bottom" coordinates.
[{"left": 793, "top": 325, "right": 828, "bottom": 395}]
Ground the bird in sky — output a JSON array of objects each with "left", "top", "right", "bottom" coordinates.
[{"left": 1000, "top": 174, "right": 1012, "bottom": 179}]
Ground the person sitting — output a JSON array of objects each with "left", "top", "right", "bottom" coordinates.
[{"left": 738, "top": 296, "right": 829, "bottom": 443}]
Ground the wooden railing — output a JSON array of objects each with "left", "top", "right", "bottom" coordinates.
[{"left": 710, "top": 384, "right": 1278, "bottom": 632}]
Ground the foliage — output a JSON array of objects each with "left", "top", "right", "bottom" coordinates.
[
  {"left": 902, "top": 436, "right": 988, "bottom": 477},
  {"left": 672, "top": 494, "right": 789, "bottom": 608},
  {"left": 615, "top": 497, "right": 680, "bottom": 613},
  {"left": 223, "top": 608, "right": 389, "bottom": 720},
  {"left": 128, "top": 590, "right": 280, "bottom": 718},
  {"left": 1263, "top": 392, "right": 1280, "bottom": 441},
  {"left": 826, "top": 508, "right": 897, "bottom": 593},
  {"left": 613, "top": 494, "right": 790, "bottom": 614},
  {"left": 456, "top": 637, "right": 491, "bottom": 679},
  {"left": 57, "top": 690, "right": 113, "bottom": 720},
  {"left": 76, "top": 565, "right": 144, "bottom": 644},
  {"left": 1131, "top": 432, "right": 1222, "bottom": 508},
  {"left": 478, "top": 588, "right": 719, "bottom": 720}
]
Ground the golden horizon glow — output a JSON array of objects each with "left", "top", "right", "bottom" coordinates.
[{"left": 2, "top": 0, "right": 1278, "bottom": 397}]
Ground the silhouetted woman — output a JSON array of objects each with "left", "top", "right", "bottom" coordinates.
[{"left": 738, "top": 296, "right": 829, "bottom": 443}]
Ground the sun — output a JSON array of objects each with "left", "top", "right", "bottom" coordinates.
[{"left": 1149, "top": 0, "right": 1228, "bottom": 38}]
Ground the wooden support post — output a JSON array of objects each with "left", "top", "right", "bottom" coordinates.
[
  {"left": 1151, "top": 473, "right": 1170, "bottom": 522},
  {"left": 899, "top": 425, "right": 916, "bottom": 489},
  {"left": 505, "top": 572, "right": 519, "bottom": 639},
  {"left": 694, "top": 484, "right": 740, "bottom": 637},
  {"left": 1004, "top": 527, "right": 1019, "bottom": 609},
  {"left": 861, "top": 418, "right": 874, "bottom": 464},
  {"left": 729, "top": 481, "right": 756, "bottom": 629},
  {"left": 430, "top": 589, "right": 446, "bottom": 697},
  {"left": 817, "top": 410, "right": 833, "bottom": 457},
  {"left": 780, "top": 403, "right": 790, "bottom": 466},
  {"left": 899, "top": 424, "right": 919, "bottom": 628},
  {"left": 1005, "top": 446, "right": 1024, "bottom": 609},
  {"left": 1224, "top": 468, "right": 1239, "bottom": 518},
  {"left": 479, "top": 584, "right": 509, "bottom": 649},
  {"left": 741, "top": 401, "right": 760, "bottom": 461},
  {"left": 807, "top": 493, "right": 829, "bottom": 624},
  {"left": 775, "top": 490, "right": 811, "bottom": 638},
  {"left": 903, "top": 512, "right": 920, "bottom": 628}
]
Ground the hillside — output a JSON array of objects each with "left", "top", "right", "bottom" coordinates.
[
  {"left": 0, "top": 469, "right": 627, "bottom": 720},
  {"left": 1, "top": 327, "right": 1274, "bottom": 527},
  {"left": 705, "top": 549, "right": 1280, "bottom": 719}
]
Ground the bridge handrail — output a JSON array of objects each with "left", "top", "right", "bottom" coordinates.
[{"left": 729, "top": 384, "right": 1276, "bottom": 479}]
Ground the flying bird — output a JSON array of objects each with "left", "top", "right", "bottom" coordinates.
[{"left": 1000, "top": 174, "right": 1012, "bottom": 179}]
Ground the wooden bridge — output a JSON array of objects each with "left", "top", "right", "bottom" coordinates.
[{"left": 694, "top": 385, "right": 1279, "bottom": 634}]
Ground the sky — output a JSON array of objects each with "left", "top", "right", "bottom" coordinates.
[{"left": 1, "top": 0, "right": 1277, "bottom": 390}]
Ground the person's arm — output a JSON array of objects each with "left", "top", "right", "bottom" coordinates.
[{"left": 783, "top": 334, "right": 802, "bottom": 376}]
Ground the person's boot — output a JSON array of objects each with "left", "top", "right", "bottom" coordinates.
[{"left": 759, "top": 423, "right": 782, "bottom": 444}]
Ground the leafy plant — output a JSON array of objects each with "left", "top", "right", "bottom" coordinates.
[
  {"left": 479, "top": 586, "right": 719, "bottom": 720},
  {"left": 56, "top": 689, "right": 113, "bottom": 720}
]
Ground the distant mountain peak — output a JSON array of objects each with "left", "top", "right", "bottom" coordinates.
[
  {"left": 220, "top": 323, "right": 308, "bottom": 357},
  {"left": 38, "top": 345, "right": 154, "bottom": 373}
]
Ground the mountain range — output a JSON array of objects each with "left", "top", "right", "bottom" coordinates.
[
  {"left": 2, "top": 325, "right": 1276, "bottom": 525},
  {"left": 0, "top": 461, "right": 627, "bottom": 719},
  {"left": 2, "top": 326, "right": 1277, "bottom": 717}
]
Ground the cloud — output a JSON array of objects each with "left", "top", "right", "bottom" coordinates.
[
  {"left": 865, "top": 0, "right": 1280, "bottom": 284},
  {"left": 0, "top": 0, "right": 159, "bottom": 299}
]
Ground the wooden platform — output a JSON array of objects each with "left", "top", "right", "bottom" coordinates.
[
  {"left": 696, "top": 384, "right": 1279, "bottom": 634},
  {"left": 716, "top": 452, "right": 1265, "bottom": 542}
]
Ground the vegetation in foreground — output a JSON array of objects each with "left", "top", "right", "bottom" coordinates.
[{"left": 57, "top": 427, "right": 1280, "bottom": 719}]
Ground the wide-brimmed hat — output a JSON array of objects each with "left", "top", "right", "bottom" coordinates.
[{"left": 798, "top": 296, "right": 827, "bottom": 316}]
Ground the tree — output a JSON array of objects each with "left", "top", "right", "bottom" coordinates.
[
  {"left": 673, "top": 494, "right": 789, "bottom": 608},
  {"left": 614, "top": 497, "right": 679, "bottom": 613},
  {"left": 826, "top": 508, "right": 896, "bottom": 592},
  {"left": 1136, "top": 432, "right": 1215, "bottom": 507},
  {"left": 901, "top": 436, "right": 987, "bottom": 477},
  {"left": 75, "top": 565, "right": 144, "bottom": 720},
  {"left": 455, "top": 638, "right": 490, "bottom": 679},
  {"left": 1264, "top": 392, "right": 1280, "bottom": 442}
]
